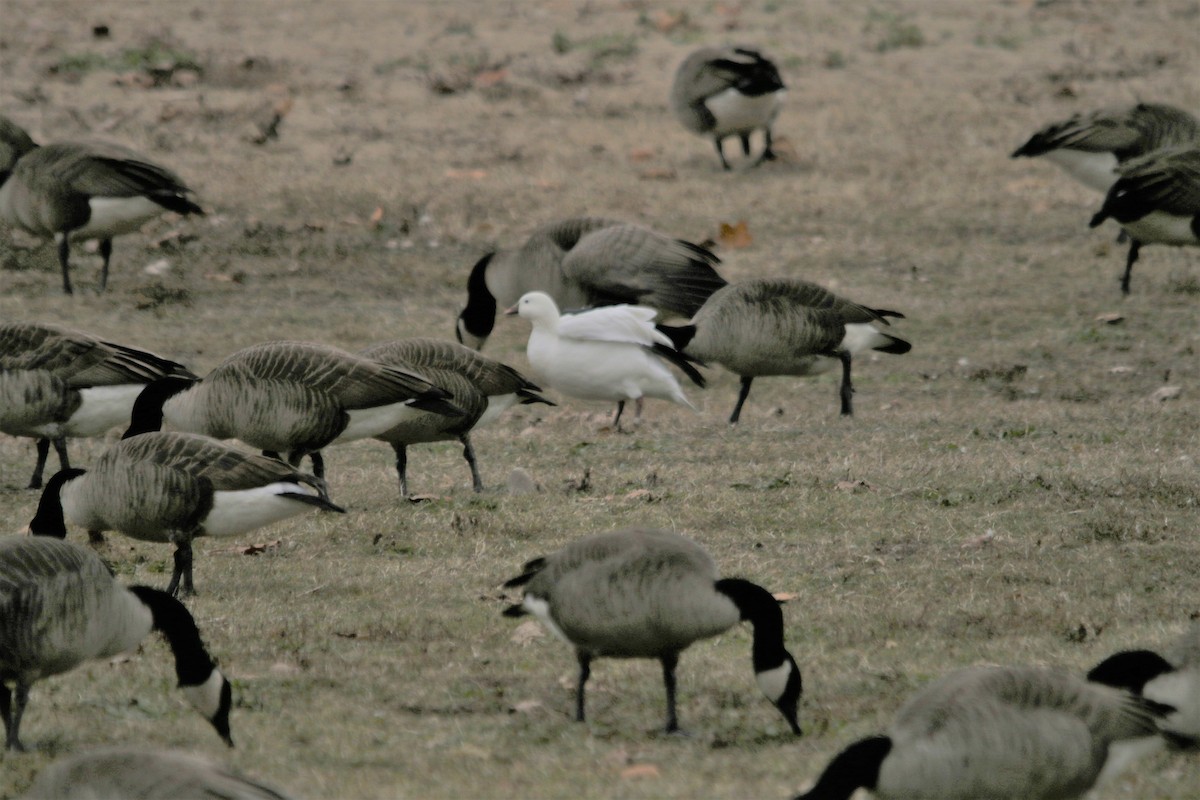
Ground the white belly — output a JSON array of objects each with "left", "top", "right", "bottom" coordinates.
[
  {"left": 1043, "top": 149, "right": 1119, "bottom": 193},
  {"left": 72, "top": 196, "right": 164, "bottom": 239},
  {"left": 1122, "top": 210, "right": 1199, "bottom": 246},
  {"left": 203, "top": 482, "right": 318, "bottom": 536},
  {"left": 335, "top": 402, "right": 426, "bottom": 443},
  {"left": 705, "top": 88, "right": 784, "bottom": 136}
]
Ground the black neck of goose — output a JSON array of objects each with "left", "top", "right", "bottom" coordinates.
[
  {"left": 794, "top": 735, "right": 891, "bottom": 800},
  {"left": 458, "top": 253, "right": 497, "bottom": 345},
  {"left": 1087, "top": 649, "right": 1175, "bottom": 694},
  {"left": 124, "top": 376, "right": 194, "bottom": 438},
  {"left": 28, "top": 468, "right": 86, "bottom": 538},
  {"left": 715, "top": 577, "right": 788, "bottom": 668},
  {"left": 128, "top": 585, "right": 219, "bottom": 686}
]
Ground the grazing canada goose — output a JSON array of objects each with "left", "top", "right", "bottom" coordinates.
[
  {"left": 0, "top": 115, "right": 204, "bottom": 294},
  {"left": 508, "top": 292, "right": 704, "bottom": 429},
  {"left": 23, "top": 747, "right": 296, "bottom": 800},
  {"left": 1087, "top": 145, "right": 1200, "bottom": 294},
  {"left": 28, "top": 431, "right": 344, "bottom": 596},
  {"left": 1011, "top": 102, "right": 1200, "bottom": 193},
  {"left": 794, "top": 664, "right": 1167, "bottom": 800},
  {"left": 124, "top": 340, "right": 462, "bottom": 479},
  {"left": 0, "top": 321, "right": 196, "bottom": 490},
  {"left": 662, "top": 278, "right": 910, "bottom": 422},
  {"left": 455, "top": 217, "right": 725, "bottom": 350},
  {"left": 0, "top": 536, "right": 232, "bottom": 752},
  {"left": 503, "top": 527, "right": 803, "bottom": 735},
  {"left": 359, "top": 337, "right": 554, "bottom": 497},
  {"left": 1089, "top": 622, "right": 1200, "bottom": 746},
  {"left": 669, "top": 46, "right": 786, "bottom": 170}
]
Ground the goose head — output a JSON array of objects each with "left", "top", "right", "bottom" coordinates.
[{"left": 506, "top": 291, "right": 561, "bottom": 328}]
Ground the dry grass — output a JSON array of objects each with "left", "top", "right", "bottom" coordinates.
[{"left": 2, "top": 0, "right": 1200, "bottom": 797}]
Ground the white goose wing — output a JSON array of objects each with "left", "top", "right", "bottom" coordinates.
[{"left": 556, "top": 305, "right": 669, "bottom": 347}]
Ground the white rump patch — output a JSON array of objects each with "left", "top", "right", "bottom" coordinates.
[
  {"left": 524, "top": 595, "right": 569, "bottom": 644},
  {"left": 1123, "top": 210, "right": 1200, "bottom": 246},
  {"left": 841, "top": 323, "right": 892, "bottom": 357},
  {"left": 755, "top": 661, "right": 793, "bottom": 702},
  {"left": 64, "top": 385, "right": 146, "bottom": 436},
  {"left": 705, "top": 88, "right": 784, "bottom": 137},
  {"left": 205, "top": 482, "right": 320, "bottom": 536},
  {"left": 1043, "top": 149, "right": 1119, "bottom": 193},
  {"left": 77, "top": 196, "right": 165, "bottom": 239},
  {"left": 476, "top": 394, "right": 519, "bottom": 428}
]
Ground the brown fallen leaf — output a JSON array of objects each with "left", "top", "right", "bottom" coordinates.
[
  {"left": 718, "top": 220, "right": 752, "bottom": 248},
  {"left": 369, "top": 206, "right": 384, "bottom": 228},
  {"left": 650, "top": 9, "right": 687, "bottom": 33},
  {"left": 510, "top": 620, "right": 545, "bottom": 645},
  {"left": 628, "top": 147, "right": 656, "bottom": 162},
  {"left": 234, "top": 539, "right": 282, "bottom": 555},
  {"left": 835, "top": 479, "right": 875, "bottom": 493},
  {"left": 1095, "top": 312, "right": 1124, "bottom": 325},
  {"left": 620, "top": 764, "right": 661, "bottom": 780},
  {"left": 445, "top": 168, "right": 489, "bottom": 181},
  {"left": 772, "top": 592, "right": 799, "bottom": 602},
  {"left": 637, "top": 166, "right": 677, "bottom": 181},
  {"left": 624, "top": 489, "right": 654, "bottom": 501},
  {"left": 473, "top": 68, "right": 508, "bottom": 89}
]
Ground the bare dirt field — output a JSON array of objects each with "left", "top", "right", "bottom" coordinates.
[{"left": 2, "top": 1, "right": 1199, "bottom": 797}]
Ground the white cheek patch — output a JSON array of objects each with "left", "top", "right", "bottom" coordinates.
[
  {"left": 755, "top": 661, "right": 792, "bottom": 702},
  {"left": 524, "top": 595, "right": 570, "bottom": 644},
  {"left": 180, "top": 669, "right": 226, "bottom": 719}
]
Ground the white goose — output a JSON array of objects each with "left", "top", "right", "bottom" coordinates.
[{"left": 508, "top": 291, "right": 703, "bottom": 428}]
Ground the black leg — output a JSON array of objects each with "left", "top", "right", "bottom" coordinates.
[
  {"left": 6, "top": 683, "right": 29, "bottom": 752},
  {"left": 759, "top": 127, "right": 777, "bottom": 163},
  {"left": 575, "top": 651, "right": 591, "bottom": 723},
  {"left": 740, "top": 132, "right": 752, "bottom": 157},
  {"left": 168, "top": 540, "right": 194, "bottom": 597},
  {"left": 392, "top": 442, "right": 409, "bottom": 498},
  {"left": 612, "top": 401, "right": 626, "bottom": 432},
  {"left": 98, "top": 238, "right": 113, "bottom": 291},
  {"left": 0, "top": 684, "right": 11, "bottom": 749},
  {"left": 87, "top": 530, "right": 106, "bottom": 546},
  {"left": 309, "top": 451, "right": 325, "bottom": 480},
  {"left": 57, "top": 235, "right": 73, "bottom": 295},
  {"left": 1121, "top": 239, "right": 1141, "bottom": 295},
  {"left": 634, "top": 397, "right": 644, "bottom": 421},
  {"left": 838, "top": 350, "right": 854, "bottom": 416},
  {"left": 51, "top": 437, "right": 70, "bottom": 470},
  {"left": 28, "top": 438, "right": 51, "bottom": 489},
  {"left": 661, "top": 652, "right": 680, "bottom": 734},
  {"left": 713, "top": 137, "right": 731, "bottom": 170},
  {"left": 730, "top": 376, "right": 754, "bottom": 424},
  {"left": 460, "top": 435, "right": 484, "bottom": 493}
]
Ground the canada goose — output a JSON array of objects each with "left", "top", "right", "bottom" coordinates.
[
  {"left": 508, "top": 292, "right": 704, "bottom": 429},
  {"left": 124, "top": 340, "right": 463, "bottom": 479},
  {"left": 0, "top": 115, "right": 204, "bottom": 295},
  {"left": 794, "top": 664, "right": 1167, "bottom": 800},
  {"left": 1011, "top": 102, "right": 1200, "bottom": 193},
  {"left": 0, "top": 322, "right": 196, "bottom": 490},
  {"left": 23, "top": 747, "right": 296, "bottom": 800},
  {"left": 502, "top": 527, "right": 803, "bottom": 735},
  {"left": 28, "top": 431, "right": 344, "bottom": 596},
  {"left": 455, "top": 217, "right": 725, "bottom": 350},
  {"left": 1087, "top": 145, "right": 1200, "bottom": 294},
  {"left": 661, "top": 278, "right": 910, "bottom": 422},
  {"left": 1089, "top": 622, "right": 1200, "bottom": 746},
  {"left": 669, "top": 46, "right": 786, "bottom": 170},
  {"left": 0, "top": 535, "right": 232, "bottom": 752},
  {"left": 359, "top": 337, "right": 553, "bottom": 497}
]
